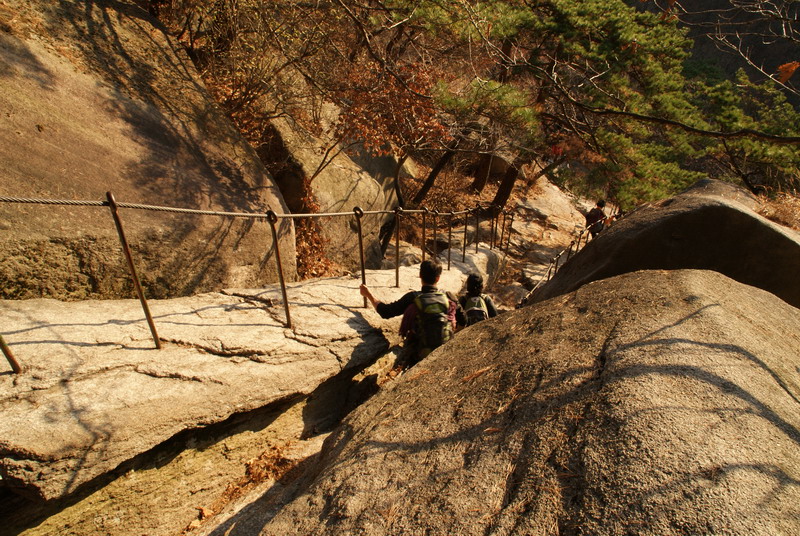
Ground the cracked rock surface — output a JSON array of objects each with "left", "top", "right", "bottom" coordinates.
[
  {"left": 254, "top": 270, "right": 800, "bottom": 536},
  {"left": 0, "top": 263, "right": 470, "bottom": 502}
]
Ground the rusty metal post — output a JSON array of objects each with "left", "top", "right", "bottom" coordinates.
[
  {"left": 505, "top": 213, "right": 514, "bottom": 254},
  {"left": 432, "top": 210, "right": 439, "bottom": 258},
  {"left": 354, "top": 207, "right": 367, "bottom": 308},
  {"left": 565, "top": 241, "right": 573, "bottom": 261},
  {"left": 489, "top": 205, "right": 497, "bottom": 250},
  {"left": 462, "top": 209, "right": 468, "bottom": 262},
  {"left": 447, "top": 212, "right": 453, "bottom": 270},
  {"left": 0, "top": 335, "right": 22, "bottom": 374},
  {"left": 499, "top": 210, "right": 508, "bottom": 250},
  {"left": 106, "top": 192, "right": 161, "bottom": 349},
  {"left": 266, "top": 210, "right": 292, "bottom": 329},
  {"left": 475, "top": 203, "right": 481, "bottom": 254},
  {"left": 421, "top": 207, "right": 428, "bottom": 261},
  {"left": 394, "top": 207, "right": 402, "bottom": 288}
]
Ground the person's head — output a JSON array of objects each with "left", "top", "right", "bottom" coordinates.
[
  {"left": 419, "top": 259, "right": 442, "bottom": 285},
  {"left": 596, "top": 199, "right": 606, "bottom": 208},
  {"left": 466, "top": 273, "right": 484, "bottom": 296}
]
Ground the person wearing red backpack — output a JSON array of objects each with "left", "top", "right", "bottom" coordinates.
[
  {"left": 458, "top": 273, "right": 498, "bottom": 327},
  {"left": 360, "top": 259, "right": 458, "bottom": 368}
]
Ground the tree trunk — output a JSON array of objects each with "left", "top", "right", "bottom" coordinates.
[
  {"left": 411, "top": 149, "right": 456, "bottom": 206},
  {"left": 529, "top": 157, "right": 566, "bottom": 184},
  {"left": 490, "top": 163, "right": 520, "bottom": 210},
  {"left": 470, "top": 153, "right": 493, "bottom": 193},
  {"left": 380, "top": 154, "right": 409, "bottom": 253}
]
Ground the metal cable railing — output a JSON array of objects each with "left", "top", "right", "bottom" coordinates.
[{"left": 1, "top": 193, "right": 514, "bottom": 372}]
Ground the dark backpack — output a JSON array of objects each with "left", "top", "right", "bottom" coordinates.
[
  {"left": 413, "top": 290, "right": 453, "bottom": 358},
  {"left": 585, "top": 208, "right": 605, "bottom": 234},
  {"left": 463, "top": 295, "right": 489, "bottom": 326}
]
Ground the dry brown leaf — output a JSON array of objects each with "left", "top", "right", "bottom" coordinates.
[
  {"left": 406, "top": 369, "right": 431, "bottom": 381},
  {"left": 777, "top": 61, "right": 800, "bottom": 84},
  {"left": 197, "top": 506, "right": 214, "bottom": 520},
  {"left": 463, "top": 366, "right": 492, "bottom": 382}
]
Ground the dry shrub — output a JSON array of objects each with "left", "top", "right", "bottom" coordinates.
[
  {"left": 181, "top": 445, "right": 297, "bottom": 534},
  {"left": 757, "top": 192, "right": 800, "bottom": 231}
]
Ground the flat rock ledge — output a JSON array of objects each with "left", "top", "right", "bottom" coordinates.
[{"left": 0, "top": 256, "right": 490, "bottom": 502}]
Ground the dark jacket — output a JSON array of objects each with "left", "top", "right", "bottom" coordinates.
[{"left": 585, "top": 207, "right": 605, "bottom": 236}]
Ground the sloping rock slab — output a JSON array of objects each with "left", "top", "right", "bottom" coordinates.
[
  {"left": 0, "top": 263, "right": 469, "bottom": 501},
  {"left": 256, "top": 269, "right": 800, "bottom": 536},
  {"left": 530, "top": 180, "right": 800, "bottom": 308},
  {"left": 0, "top": 0, "right": 295, "bottom": 299}
]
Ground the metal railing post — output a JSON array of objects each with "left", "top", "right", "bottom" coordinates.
[
  {"left": 106, "top": 192, "right": 161, "bottom": 349},
  {"left": 490, "top": 205, "right": 497, "bottom": 250},
  {"left": 475, "top": 203, "right": 481, "bottom": 254},
  {"left": 421, "top": 207, "right": 429, "bottom": 261},
  {"left": 266, "top": 210, "right": 292, "bottom": 329},
  {"left": 565, "top": 241, "right": 575, "bottom": 261},
  {"left": 432, "top": 210, "right": 439, "bottom": 258},
  {"left": 395, "top": 207, "right": 402, "bottom": 288},
  {"left": 505, "top": 213, "right": 514, "bottom": 254},
  {"left": 499, "top": 210, "right": 508, "bottom": 250},
  {"left": 447, "top": 212, "right": 453, "bottom": 270},
  {"left": 1, "top": 335, "right": 22, "bottom": 374},
  {"left": 354, "top": 207, "right": 367, "bottom": 308},
  {"left": 462, "top": 209, "right": 468, "bottom": 262}
]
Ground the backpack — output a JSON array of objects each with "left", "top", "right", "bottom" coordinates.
[
  {"left": 412, "top": 291, "right": 453, "bottom": 359},
  {"left": 585, "top": 208, "right": 605, "bottom": 234},
  {"left": 464, "top": 295, "right": 489, "bottom": 326}
]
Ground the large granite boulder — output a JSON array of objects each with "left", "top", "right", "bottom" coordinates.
[
  {"left": 255, "top": 269, "right": 800, "bottom": 536},
  {"left": 530, "top": 179, "right": 800, "bottom": 308},
  {"left": 0, "top": 263, "right": 470, "bottom": 504},
  {"left": 0, "top": 0, "right": 295, "bottom": 300}
]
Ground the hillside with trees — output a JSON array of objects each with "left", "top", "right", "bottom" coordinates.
[{"left": 152, "top": 0, "right": 799, "bottom": 215}]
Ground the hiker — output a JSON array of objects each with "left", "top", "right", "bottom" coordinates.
[
  {"left": 585, "top": 199, "right": 606, "bottom": 238},
  {"left": 458, "top": 273, "right": 498, "bottom": 327},
  {"left": 360, "top": 259, "right": 457, "bottom": 368}
]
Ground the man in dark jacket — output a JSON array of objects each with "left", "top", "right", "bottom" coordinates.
[
  {"left": 360, "top": 259, "right": 457, "bottom": 367},
  {"left": 585, "top": 199, "right": 606, "bottom": 238}
]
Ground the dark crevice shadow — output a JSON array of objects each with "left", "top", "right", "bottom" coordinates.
[{"left": 200, "top": 316, "right": 393, "bottom": 534}]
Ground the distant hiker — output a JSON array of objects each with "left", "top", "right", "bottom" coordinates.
[
  {"left": 458, "top": 273, "right": 498, "bottom": 328},
  {"left": 585, "top": 199, "right": 606, "bottom": 238},
  {"left": 360, "top": 259, "right": 457, "bottom": 368}
]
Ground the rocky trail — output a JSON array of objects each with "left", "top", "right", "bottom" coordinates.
[{"left": 0, "top": 181, "right": 580, "bottom": 535}]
